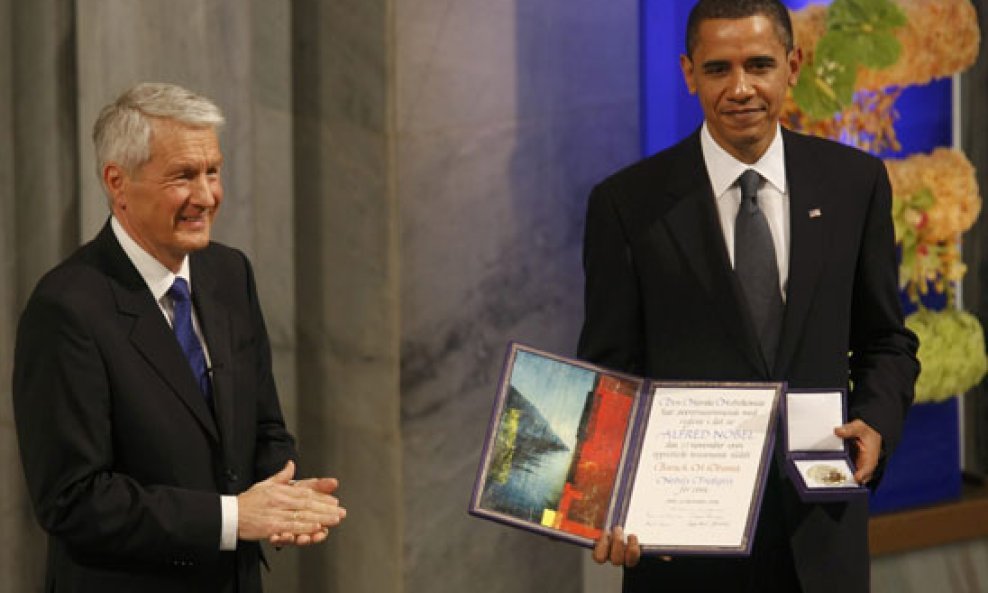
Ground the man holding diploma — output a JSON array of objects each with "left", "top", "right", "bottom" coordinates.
[{"left": 577, "top": 1, "right": 919, "bottom": 591}]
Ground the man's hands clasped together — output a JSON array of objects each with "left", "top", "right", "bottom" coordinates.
[{"left": 237, "top": 460, "right": 346, "bottom": 546}]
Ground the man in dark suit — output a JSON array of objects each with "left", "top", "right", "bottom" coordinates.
[
  {"left": 581, "top": 2, "right": 919, "bottom": 592},
  {"left": 14, "top": 83, "right": 345, "bottom": 592}
]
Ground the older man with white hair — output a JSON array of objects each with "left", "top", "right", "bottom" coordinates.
[{"left": 14, "top": 82, "right": 345, "bottom": 593}]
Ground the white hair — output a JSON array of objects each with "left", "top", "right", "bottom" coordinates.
[{"left": 93, "top": 82, "right": 225, "bottom": 194}]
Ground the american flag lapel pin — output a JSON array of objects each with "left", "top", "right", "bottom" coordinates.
[{"left": 808, "top": 208, "right": 822, "bottom": 219}]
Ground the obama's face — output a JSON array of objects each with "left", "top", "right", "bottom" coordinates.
[{"left": 680, "top": 15, "right": 801, "bottom": 163}]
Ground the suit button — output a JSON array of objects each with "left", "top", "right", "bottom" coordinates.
[{"left": 225, "top": 469, "right": 238, "bottom": 482}]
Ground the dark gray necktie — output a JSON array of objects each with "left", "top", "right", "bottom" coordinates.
[{"left": 735, "top": 169, "right": 783, "bottom": 370}]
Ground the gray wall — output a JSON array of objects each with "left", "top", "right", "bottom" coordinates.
[
  {"left": 0, "top": 0, "right": 638, "bottom": 591},
  {"left": 2, "top": 1, "right": 80, "bottom": 590},
  {"left": 3, "top": 1, "right": 986, "bottom": 592},
  {"left": 396, "top": 1, "right": 637, "bottom": 591},
  {"left": 292, "top": 0, "right": 402, "bottom": 591}
]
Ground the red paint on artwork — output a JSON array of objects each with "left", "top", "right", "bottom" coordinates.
[{"left": 554, "top": 375, "right": 635, "bottom": 539}]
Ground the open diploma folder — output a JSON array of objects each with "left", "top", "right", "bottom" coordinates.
[
  {"left": 470, "top": 344, "right": 784, "bottom": 555},
  {"left": 469, "top": 343, "right": 783, "bottom": 557}
]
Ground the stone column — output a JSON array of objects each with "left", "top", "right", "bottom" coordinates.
[
  {"left": 292, "top": 1, "right": 404, "bottom": 591},
  {"left": 1, "top": 0, "right": 79, "bottom": 589}
]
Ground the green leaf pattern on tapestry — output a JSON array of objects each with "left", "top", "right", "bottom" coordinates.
[{"left": 792, "top": 0, "right": 906, "bottom": 120}]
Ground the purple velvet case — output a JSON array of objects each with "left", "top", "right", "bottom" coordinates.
[{"left": 782, "top": 388, "right": 867, "bottom": 502}]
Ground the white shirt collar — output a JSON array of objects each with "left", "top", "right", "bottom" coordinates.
[
  {"left": 700, "top": 122, "right": 787, "bottom": 198},
  {"left": 111, "top": 216, "right": 191, "bottom": 302}
]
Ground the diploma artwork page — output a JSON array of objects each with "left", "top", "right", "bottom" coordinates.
[{"left": 470, "top": 344, "right": 782, "bottom": 557}]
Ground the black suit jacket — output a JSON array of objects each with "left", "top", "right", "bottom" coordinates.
[
  {"left": 578, "top": 129, "right": 919, "bottom": 593},
  {"left": 14, "top": 222, "right": 297, "bottom": 593}
]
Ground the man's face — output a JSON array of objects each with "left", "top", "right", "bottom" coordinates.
[
  {"left": 680, "top": 15, "right": 801, "bottom": 163},
  {"left": 108, "top": 119, "right": 224, "bottom": 272}
]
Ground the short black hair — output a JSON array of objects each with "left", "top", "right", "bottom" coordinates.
[{"left": 685, "top": 0, "right": 794, "bottom": 57}]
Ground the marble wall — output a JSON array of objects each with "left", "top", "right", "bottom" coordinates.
[
  {"left": 292, "top": 0, "right": 404, "bottom": 591},
  {"left": 396, "top": 0, "right": 639, "bottom": 591},
  {"left": 11, "top": 1, "right": 987, "bottom": 592},
  {"left": 1, "top": 1, "right": 81, "bottom": 590}
]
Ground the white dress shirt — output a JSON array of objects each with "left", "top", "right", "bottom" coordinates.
[
  {"left": 700, "top": 122, "right": 790, "bottom": 299},
  {"left": 110, "top": 217, "right": 239, "bottom": 551}
]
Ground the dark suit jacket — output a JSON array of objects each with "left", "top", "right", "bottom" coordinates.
[
  {"left": 14, "top": 222, "right": 297, "bottom": 593},
  {"left": 577, "top": 128, "right": 919, "bottom": 593}
]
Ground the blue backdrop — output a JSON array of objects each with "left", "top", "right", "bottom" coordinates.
[{"left": 640, "top": 0, "right": 952, "bottom": 159}]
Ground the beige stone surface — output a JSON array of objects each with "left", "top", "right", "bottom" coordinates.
[
  {"left": 292, "top": 0, "right": 403, "bottom": 591},
  {"left": 396, "top": 1, "right": 638, "bottom": 591},
  {"left": 2, "top": 1, "right": 639, "bottom": 592}
]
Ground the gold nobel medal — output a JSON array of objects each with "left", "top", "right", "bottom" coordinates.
[{"left": 806, "top": 464, "right": 850, "bottom": 486}]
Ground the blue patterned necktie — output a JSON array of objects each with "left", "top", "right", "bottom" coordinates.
[
  {"left": 167, "top": 277, "right": 213, "bottom": 404},
  {"left": 735, "top": 169, "right": 784, "bottom": 370}
]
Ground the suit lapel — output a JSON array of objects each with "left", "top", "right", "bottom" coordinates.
[
  {"left": 190, "top": 255, "right": 236, "bottom": 460},
  {"left": 657, "top": 135, "right": 767, "bottom": 375},
  {"left": 774, "top": 131, "right": 828, "bottom": 376},
  {"left": 96, "top": 224, "right": 220, "bottom": 442}
]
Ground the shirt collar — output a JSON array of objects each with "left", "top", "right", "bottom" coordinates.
[
  {"left": 700, "top": 122, "right": 787, "bottom": 198},
  {"left": 111, "top": 216, "right": 191, "bottom": 302}
]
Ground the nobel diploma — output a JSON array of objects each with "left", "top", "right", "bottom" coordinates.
[
  {"left": 470, "top": 344, "right": 782, "bottom": 556},
  {"left": 622, "top": 385, "right": 779, "bottom": 554}
]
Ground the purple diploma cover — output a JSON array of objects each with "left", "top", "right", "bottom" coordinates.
[{"left": 468, "top": 343, "right": 784, "bottom": 557}]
